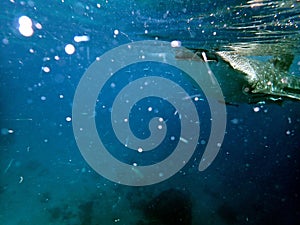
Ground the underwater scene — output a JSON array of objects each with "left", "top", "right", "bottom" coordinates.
[{"left": 1, "top": 0, "right": 300, "bottom": 225}]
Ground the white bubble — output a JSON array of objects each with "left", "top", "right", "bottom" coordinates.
[
  {"left": 74, "top": 35, "right": 90, "bottom": 43},
  {"left": 18, "top": 16, "right": 34, "bottom": 37},
  {"left": 137, "top": 147, "right": 143, "bottom": 153},
  {"left": 66, "top": 116, "right": 72, "bottom": 122},
  {"left": 114, "top": 29, "right": 119, "bottom": 35},
  {"left": 8, "top": 129, "right": 14, "bottom": 134},
  {"left": 148, "top": 107, "right": 152, "bottom": 112},
  {"left": 35, "top": 23, "right": 42, "bottom": 29},
  {"left": 42, "top": 66, "right": 50, "bottom": 73},
  {"left": 65, "top": 44, "right": 75, "bottom": 55},
  {"left": 59, "top": 94, "right": 64, "bottom": 99},
  {"left": 253, "top": 107, "right": 260, "bottom": 112},
  {"left": 41, "top": 96, "right": 46, "bottom": 101},
  {"left": 171, "top": 40, "right": 181, "bottom": 48}
]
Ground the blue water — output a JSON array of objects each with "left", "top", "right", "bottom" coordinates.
[{"left": 1, "top": 0, "right": 300, "bottom": 225}]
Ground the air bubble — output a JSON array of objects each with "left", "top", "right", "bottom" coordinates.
[
  {"left": 65, "top": 44, "right": 75, "bottom": 55},
  {"left": 253, "top": 107, "right": 260, "bottom": 112}
]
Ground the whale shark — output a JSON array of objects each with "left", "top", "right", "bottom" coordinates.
[
  {"left": 216, "top": 51, "right": 300, "bottom": 103},
  {"left": 177, "top": 47, "right": 300, "bottom": 104}
]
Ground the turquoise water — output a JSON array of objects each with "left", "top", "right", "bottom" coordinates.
[{"left": 1, "top": 0, "right": 300, "bottom": 225}]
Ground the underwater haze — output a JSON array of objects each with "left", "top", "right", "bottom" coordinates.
[{"left": 1, "top": 0, "right": 300, "bottom": 225}]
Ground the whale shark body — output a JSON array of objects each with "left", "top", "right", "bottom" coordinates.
[
  {"left": 215, "top": 51, "right": 300, "bottom": 103},
  {"left": 177, "top": 47, "right": 300, "bottom": 104}
]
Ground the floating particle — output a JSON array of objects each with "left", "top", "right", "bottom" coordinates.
[
  {"left": 42, "top": 66, "right": 50, "bottom": 73},
  {"left": 180, "top": 137, "right": 188, "bottom": 143},
  {"left": 2, "top": 38, "right": 9, "bottom": 45},
  {"left": 18, "top": 16, "right": 34, "bottom": 37},
  {"left": 65, "top": 44, "right": 75, "bottom": 55},
  {"left": 148, "top": 107, "right": 153, "bottom": 112},
  {"left": 8, "top": 129, "right": 14, "bottom": 134},
  {"left": 66, "top": 116, "right": 72, "bottom": 122},
  {"left": 253, "top": 106, "right": 260, "bottom": 112},
  {"left": 230, "top": 118, "right": 239, "bottom": 124},
  {"left": 74, "top": 35, "right": 90, "bottom": 43},
  {"left": 35, "top": 23, "right": 42, "bottom": 29},
  {"left": 137, "top": 147, "right": 143, "bottom": 153},
  {"left": 41, "top": 96, "right": 46, "bottom": 101},
  {"left": 114, "top": 29, "right": 119, "bottom": 35},
  {"left": 19, "top": 176, "right": 24, "bottom": 183},
  {"left": 43, "top": 57, "right": 51, "bottom": 61}
]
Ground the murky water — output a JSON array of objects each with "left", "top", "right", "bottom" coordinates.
[{"left": 0, "top": 1, "right": 299, "bottom": 225}]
